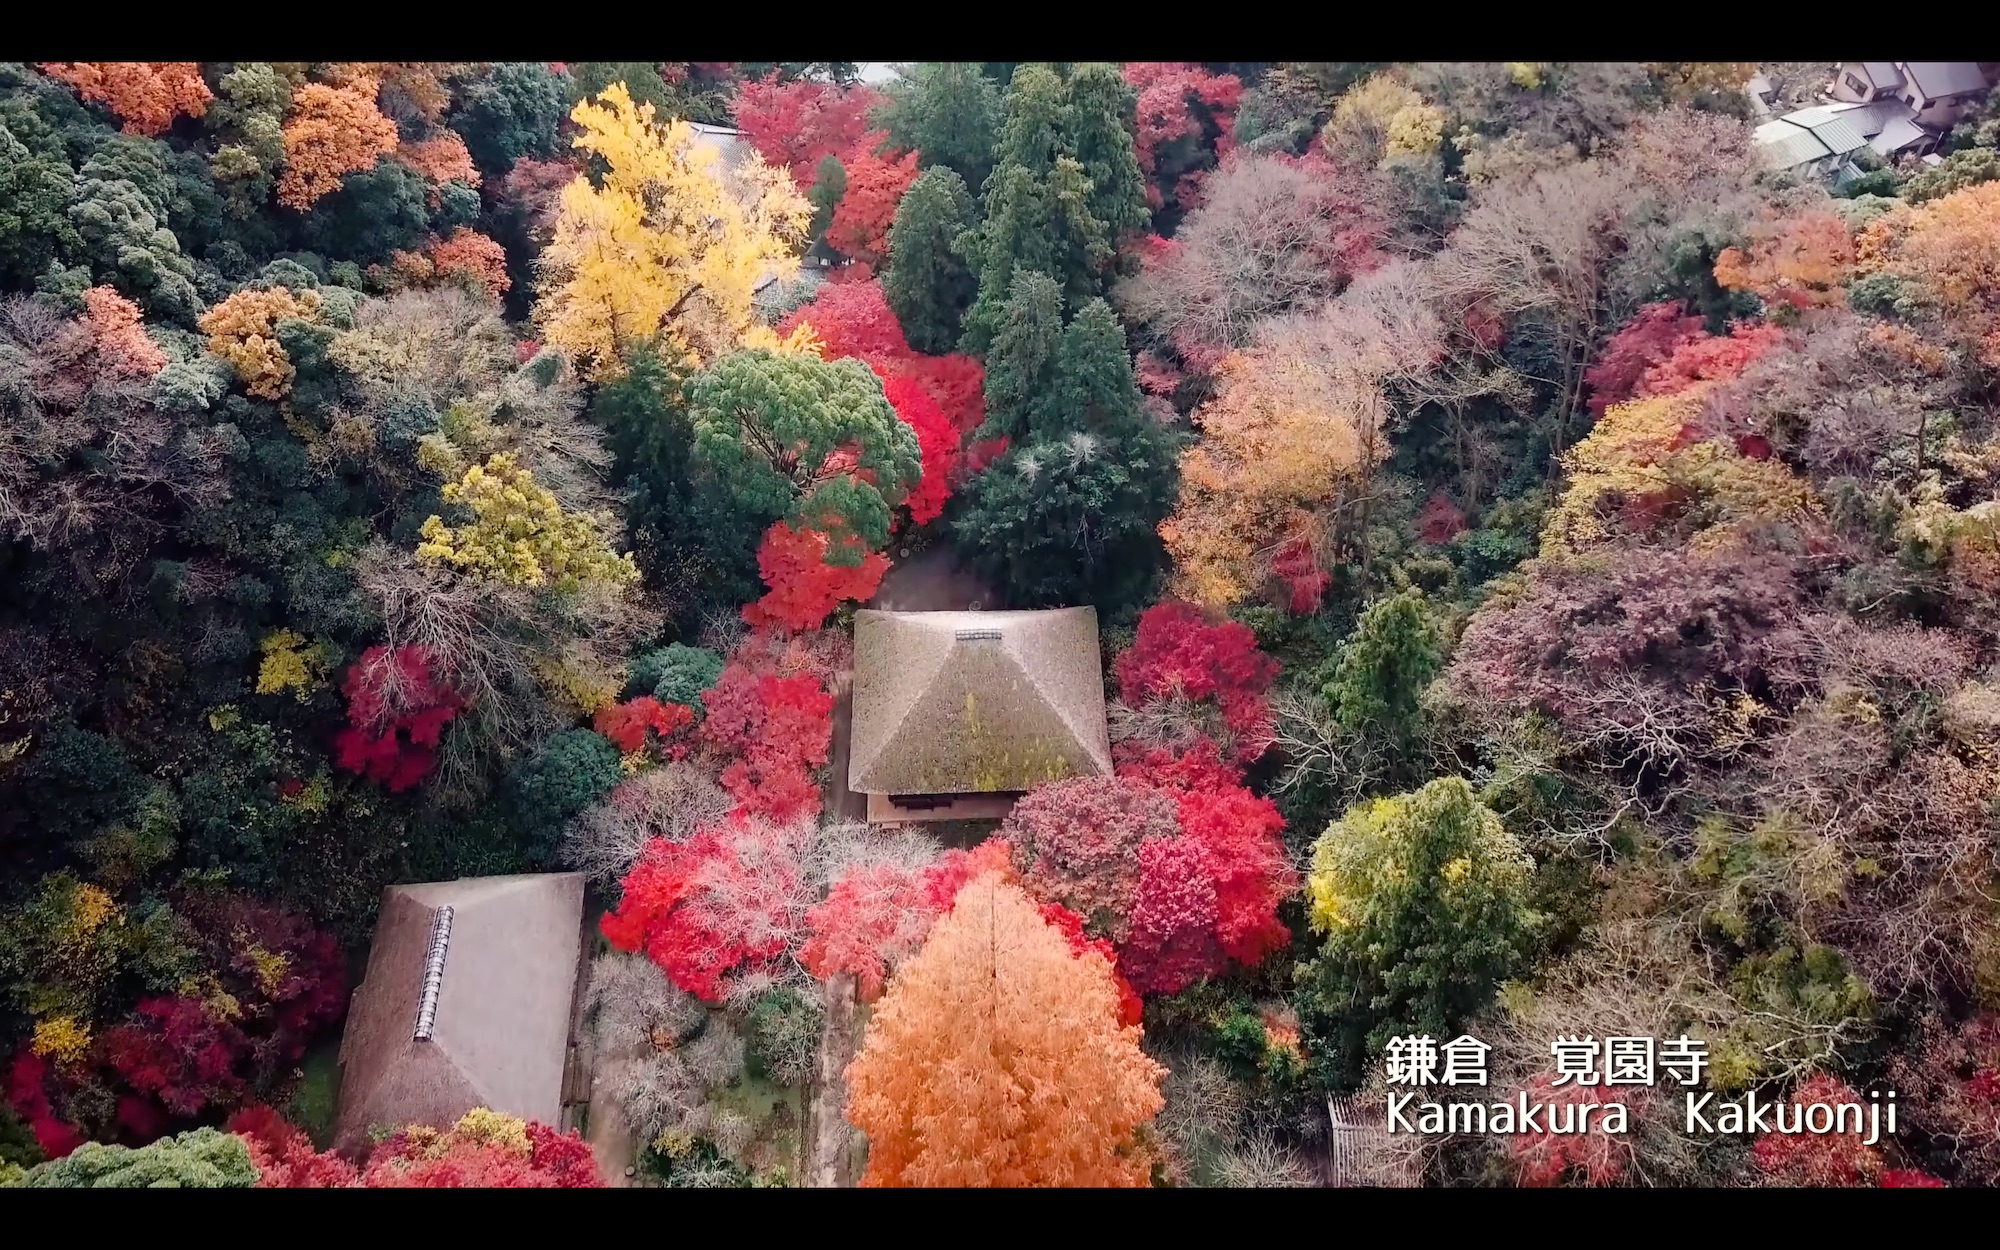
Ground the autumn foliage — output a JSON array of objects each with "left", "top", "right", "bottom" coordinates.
[
  {"left": 801, "top": 840, "right": 1010, "bottom": 1000},
  {"left": 277, "top": 79, "right": 401, "bottom": 210},
  {"left": 426, "top": 228, "right": 512, "bottom": 299},
  {"left": 331, "top": 645, "right": 465, "bottom": 792},
  {"left": 778, "top": 278, "right": 985, "bottom": 435},
  {"left": 1715, "top": 212, "right": 1856, "bottom": 311},
  {"left": 235, "top": 1106, "right": 600, "bottom": 1187},
  {"left": 742, "top": 520, "right": 891, "bottom": 633},
  {"left": 843, "top": 871, "right": 1166, "bottom": 1187},
  {"left": 600, "top": 814, "right": 809, "bottom": 1003},
  {"left": 1508, "top": 1076, "right": 1640, "bottom": 1186},
  {"left": 1585, "top": 301, "right": 1786, "bottom": 415},
  {"left": 826, "top": 142, "right": 921, "bottom": 268},
  {"left": 1114, "top": 600, "right": 1281, "bottom": 763},
  {"left": 81, "top": 286, "right": 166, "bottom": 378},
  {"left": 697, "top": 650, "right": 833, "bottom": 822},
  {"left": 1752, "top": 1074, "right": 1883, "bottom": 1187},
  {"left": 39, "top": 62, "right": 211, "bottom": 136},
  {"left": 732, "top": 75, "right": 883, "bottom": 189},
  {"left": 1122, "top": 63, "right": 1243, "bottom": 214},
  {"left": 592, "top": 696, "right": 695, "bottom": 754}
]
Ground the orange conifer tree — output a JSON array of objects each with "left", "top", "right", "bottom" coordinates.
[{"left": 843, "top": 871, "right": 1166, "bottom": 1187}]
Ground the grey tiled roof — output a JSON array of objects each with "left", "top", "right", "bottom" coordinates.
[
  {"left": 849, "top": 608, "right": 1113, "bottom": 795},
  {"left": 1903, "top": 62, "right": 1988, "bottom": 99}
]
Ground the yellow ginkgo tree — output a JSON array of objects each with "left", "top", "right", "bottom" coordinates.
[{"left": 533, "top": 84, "right": 812, "bottom": 379}]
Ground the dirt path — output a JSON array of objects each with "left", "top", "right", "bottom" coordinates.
[{"left": 870, "top": 544, "right": 995, "bottom": 613}]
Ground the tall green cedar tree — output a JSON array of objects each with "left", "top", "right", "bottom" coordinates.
[
  {"left": 883, "top": 166, "right": 977, "bottom": 353},
  {"left": 952, "top": 275, "right": 1177, "bottom": 609},
  {"left": 875, "top": 61, "right": 1002, "bottom": 191},
  {"left": 954, "top": 63, "right": 1149, "bottom": 354}
]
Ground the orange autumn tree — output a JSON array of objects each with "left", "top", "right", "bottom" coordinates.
[
  {"left": 1159, "top": 342, "right": 1370, "bottom": 612},
  {"left": 844, "top": 871, "right": 1166, "bottom": 1188},
  {"left": 39, "top": 62, "right": 212, "bottom": 136},
  {"left": 1856, "top": 181, "right": 2000, "bottom": 368},
  {"left": 1715, "top": 211, "right": 1856, "bottom": 311},
  {"left": 427, "top": 228, "right": 511, "bottom": 299},
  {"left": 277, "top": 77, "right": 400, "bottom": 210}
]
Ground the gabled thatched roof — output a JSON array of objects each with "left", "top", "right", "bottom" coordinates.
[
  {"left": 848, "top": 608, "right": 1112, "bottom": 796},
  {"left": 333, "top": 873, "right": 585, "bottom": 1155}
]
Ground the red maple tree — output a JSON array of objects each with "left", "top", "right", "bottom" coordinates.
[
  {"left": 1113, "top": 600, "right": 1280, "bottom": 764},
  {"left": 732, "top": 74, "right": 882, "bottom": 189},
  {"left": 331, "top": 645, "right": 464, "bottom": 792},
  {"left": 593, "top": 695, "right": 696, "bottom": 754},
  {"left": 826, "top": 140, "right": 920, "bottom": 267},
  {"left": 601, "top": 815, "right": 811, "bottom": 1002},
  {"left": 742, "top": 521, "right": 891, "bottom": 633}
]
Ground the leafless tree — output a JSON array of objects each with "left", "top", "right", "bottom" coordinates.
[
  {"left": 560, "top": 762, "right": 734, "bottom": 888},
  {"left": 1116, "top": 152, "right": 1388, "bottom": 367},
  {"left": 353, "top": 541, "right": 661, "bottom": 797},
  {"left": 1213, "top": 1133, "right": 1319, "bottom": 1188}
]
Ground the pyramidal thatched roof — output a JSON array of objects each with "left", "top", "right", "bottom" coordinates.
[
  {"left": 333, "top": 873, "right": 585, "bottom": 1154},
  {"left": 848, "top": 608, "right": 1112, "bottom": 795}
]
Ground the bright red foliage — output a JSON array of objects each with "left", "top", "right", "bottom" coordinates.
[
  {"left": 230, "top": 1104, "right": 360, "bottom": 1187},
  {"left": 1585, "top": 304, "right": 1787, "bottom": 417},
  {"left": 732, "top": 74, "right": 882, "bottom": 189},
  {"left": 1270, "top": 536, "right": 1331, "bottom": 614},
  {"left": 827, "top": 140, "right": 920, "bottom": 268},
  {"left": 1113, "top": 736, "right": 1246, "bottom": 791},
  {"left": 1509, "top": 1076, "right": 1640, "bottom": 1186},
  {"left": 601, "top": 815, "right": 810, "bottom": 1002},
  {"left": 1114, "top": 600, "right": 1280, "bottom": 764},
  {"left": 1584, "top": 301, "right": 1706, "bottom": 416},
  {"left": 593, "top": 695, "right": 695, "bottom": 753},
  {"left": 1752, "top": 1074, "right": 1883, "bottom": 1186},
  {"left": 1120, "top": 834, "right": 1223, "bottom": 996},
  {"left": 1123, "top": 62, "right": 1244, "bottom": 214},
  {"left": 7, "top": 1051, "right": 86, "bottom": 1159},
  {"left": 743, "top": 520, "right": 891, "bottom": 633},
  {"left": 331, "top": 645, "right": 464, "bottom": 792},
  {"left": 1638, "top": 320, "right": 1787, "bottom": 398},
  {"left": 778, "top": 278, "right": 986, "bottom": 434},
  {"left": 878, "top": 373, "right": 957, "bottom": 525},
  {"left": 102, "top": 996, "right": 250, "bottom": 1122},
  {"left": 1171, "top": 784, "right": 1293, "bottom": 966},
  {"left": 360, "top": 1120, "right": 601, "bottom": 1187}
]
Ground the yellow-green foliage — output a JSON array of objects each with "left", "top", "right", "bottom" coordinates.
[
  {"left": 416, "top": 453, "right": 638, "bottom": 592},
  {"left": 31, "top": 1013, "right": 92, "bottom": 1064},
  {"left": 1385, "top": 103, "right": 1447, "bottom": 159},
  {"left": 1541, "top": 387, "right": 1821, "bottom": 559},
  {"left": 1307, "top": 776, "right": 1535, "bottom": 936},
  {"left": 255, "top": 629, "right": 330, "bottom": 699},
  {"left": 451, "top": 1107, "right": 532, "bottom": 1155},
  {"left": 1506, "top": 62, "right": 1546, "bottom": 90}
]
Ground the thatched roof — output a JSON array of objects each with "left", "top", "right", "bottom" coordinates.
[
  {"left": 333, "top": 873, "right": 586, "bottom": 1154},
  {"left": 848, "top": 608, "right": 1112, "bottom": 796}
]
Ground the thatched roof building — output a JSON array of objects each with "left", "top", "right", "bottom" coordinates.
[
  {"left": 848, "top": 608, "right": 1111, "bottom": 822},
  {"left": 332, "top": 873, "right": 588, "bottom": 1154}
]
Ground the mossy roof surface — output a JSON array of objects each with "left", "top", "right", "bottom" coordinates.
[{"left": 849, "top": 608, "right": 1112, "bottom": 794}]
